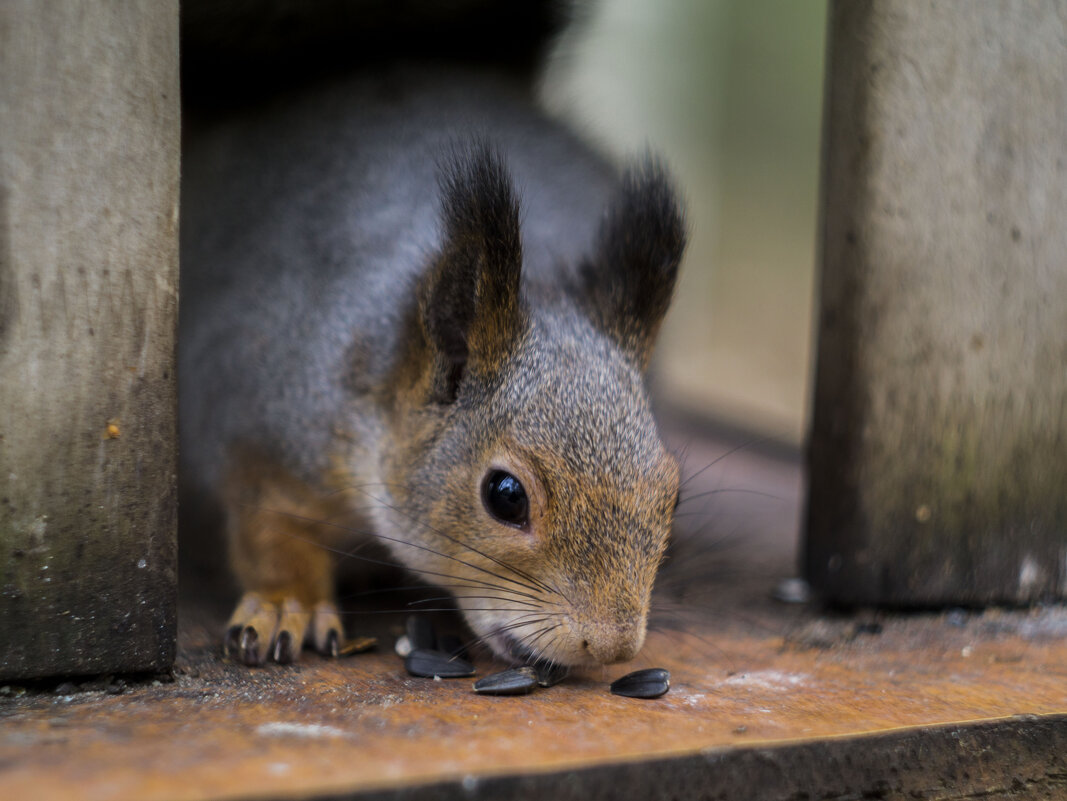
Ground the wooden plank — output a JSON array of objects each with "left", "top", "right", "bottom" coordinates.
[
  {"left": 1, "top": 574, "right": 1066, "bottom": 799},
  {"left": 0, "top": 432, "right": 1065, "bottom": 800},
  {"left": 0, "top": 1, "right": 180, "bottom": 679},
  {"left": 806, "top": 0, "right": 1067, "bottom": 606}
]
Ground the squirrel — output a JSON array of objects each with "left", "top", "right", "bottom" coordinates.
[{"left": 178, "top": 63, "right": 686, "bottom": 669}]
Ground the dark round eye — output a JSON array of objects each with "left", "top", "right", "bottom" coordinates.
[{"left": 482, "top": 470, "right": 529, "bottom": 527}]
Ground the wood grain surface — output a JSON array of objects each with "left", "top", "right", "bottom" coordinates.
[{"left": 1, "top": 426, "right": 1065, "bottom": 800}]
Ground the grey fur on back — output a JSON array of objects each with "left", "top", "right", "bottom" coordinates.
[{"left": 178, "top": 64, "right": 617, "bottom": 494}]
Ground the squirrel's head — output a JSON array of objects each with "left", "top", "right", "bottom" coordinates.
[{"left": 381, "top": 143, "right": 685, "bottom": 668}]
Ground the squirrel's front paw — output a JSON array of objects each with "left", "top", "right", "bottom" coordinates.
[{"left": 224, "top": 593, "right": 343, "bottom": 666}]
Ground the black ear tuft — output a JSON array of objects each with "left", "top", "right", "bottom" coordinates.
[
  {"left": 419, "top": 142, "right": 525, "bottom": 402},
  {"left": 581, "top": 156, "right": 686, "bottom": 369}
]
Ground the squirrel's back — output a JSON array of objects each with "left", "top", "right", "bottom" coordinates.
[{"left": 179, "top": 65, "right": 616, "bottom": 494}]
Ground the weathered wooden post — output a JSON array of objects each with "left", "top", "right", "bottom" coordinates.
[
  {"left": 806, "top": 0, "right": 1067, "bottom": 606},
  {"left": 0, "top": 2, "right": 180, "bottom": 678}
]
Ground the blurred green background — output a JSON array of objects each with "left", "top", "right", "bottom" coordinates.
[{"left": 542, "top": 0, "right": 828, "bottom": 445}]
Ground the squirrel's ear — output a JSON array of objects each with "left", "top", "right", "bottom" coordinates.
[
  {"left": 580, "top": 157, "right": 686, "bottom": 371},
  {"left": 418, "top": 144, "right": 525, "bottom": 402}
]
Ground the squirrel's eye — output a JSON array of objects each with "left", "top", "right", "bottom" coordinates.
[{"left": 482, "top": 470, "right": 529, "bottom": 527}]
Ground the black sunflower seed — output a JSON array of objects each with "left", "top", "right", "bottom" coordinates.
[
  {"left": 473, "top": 667, "right": 538, "bottom": 695},
  {"left": 609, "top": 668, "right": 670, "bottom": 699},
  {"left": 534, "top": 662, "right": 569, "bottom": 688},
  {"left": 439, "top": 634, "right": 468, "bottom": 659},
  {"left": 406, "top": 615, "right": 437, "bottom": 651},
  {"left": 404, "top": 648, "right": 475, "bottom": 679}
]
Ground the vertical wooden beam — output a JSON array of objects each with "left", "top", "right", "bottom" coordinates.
[
  {"left": 0, "top": 2, "right": 179, "bottom": 678},
  {"left": 806, "top": 1, "right": 1067, "bottom": 606}
]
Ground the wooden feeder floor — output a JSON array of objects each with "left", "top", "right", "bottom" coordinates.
[{"left": 2, "top": 420, "right": 1066, "bottom": 800}]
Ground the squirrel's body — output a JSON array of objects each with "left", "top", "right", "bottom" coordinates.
[
  {"left": 180, "top": 64, "right": 685, "bottom": 669},
  {"left": 182, "top": 66, "right": 615, "bottom": 491}
]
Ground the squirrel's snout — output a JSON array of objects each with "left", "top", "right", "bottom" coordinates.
[{"left": 579, "top": 622, "right": 646, "bottom": 665}]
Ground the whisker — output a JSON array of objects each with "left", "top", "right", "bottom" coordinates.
[
  {"left": 335, "top": 583, "right": 458, "bottom": 602},
  {"left": 468, "top": 613, "right": 567, "bottom": 666},
  {"left": 669, "top": 437, "right": 695, "bottom": 472},
  {"left": 258, "top": 503, "right": 554, "bottom": 602},
  {"left": 332, "top": 607, "right": 550, "bottom": 616},
  {"left": 290, "top": 544, "right": 546, "bottom": 610},
  {"left": 677, "top": 434, "right": 775, "bottom": 492},
  {"left": 254, "top": 513, "right": 550, "bottom": 604},
  {"left": 643, "top": 621, "right": 738, "bottom": 673},
  {"left": 517, "top": 623, "right": 560, "bottom": 657},
  {"left": 541, "top": 576, "right": 574, "bottom": 607},
  {"left": 677, "top": 487, "right": 784, "bottom": 506},
  {"left": 320, "top": 482, "right": 558, "bottom": 595},
  {"left": 337, "top": 581, "right": 552, "bottom": 603},
  {"left": 461, "top": 614, "right": 552, "bottom": 655},
  {"left": 480, "top": 615, "right": 551, "bottom": 636},
  {"left": 347, "top": 487, "right": 560, "bottom": 598},
  {"left": 408, "top": 595, "right": 545, "bottom": 610}
]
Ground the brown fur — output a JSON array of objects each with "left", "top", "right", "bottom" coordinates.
[{"left": 221, "top": 447, "right": 354, "bottom": 664}]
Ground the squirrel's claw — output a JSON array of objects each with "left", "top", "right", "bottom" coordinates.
[
  {"left": 224, "top": 592, "right": 326, "bottom": 666},
  {"left": 224, "top": 593, "right": 277, "bottom": 665},
  {"left": 274, "top": 598, "right": 311, "bottom": 664},
  {"left": 310, "top": 600, "right": 343, "bottom": 658}
]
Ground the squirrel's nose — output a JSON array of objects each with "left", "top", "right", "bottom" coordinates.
[{"left": 581, "top": 623, "right": 645, "bottom": 665}]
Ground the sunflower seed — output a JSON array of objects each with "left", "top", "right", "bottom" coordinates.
[
  {"left": 438, "top": 633, "right": 468, "bottom": 659},
  {"left": 406, "top": 615, "right": 437, "bottom": 651},
  {"left": 404, "top": 648, "right": 475, "bottom": 679},
  {"left": 473, "top": 667, "right": 538, "bottom": 695},
  {"left": 609, "top": 668, "right": 670, "bottom": 699},
  {"left": 533, "top": 662, "right": 569, "bottom": 688}
]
